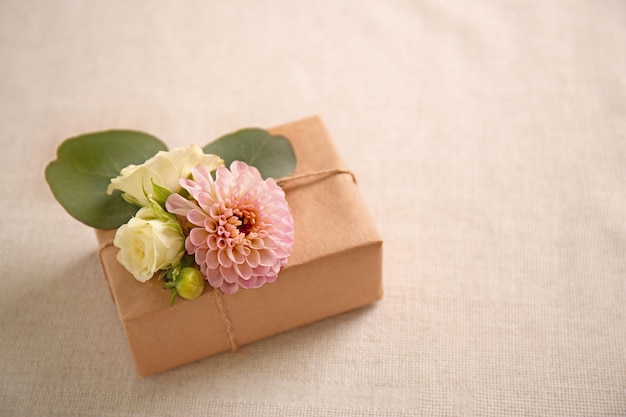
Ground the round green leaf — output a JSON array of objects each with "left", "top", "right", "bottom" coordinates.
[
  {"left": 203, "top": 128, "right": 296, "bottom": 179},
  {"left": 45, "top": 130, "right": 168, "bottom": 229}
]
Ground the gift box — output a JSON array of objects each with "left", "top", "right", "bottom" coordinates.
[{"left": 95, "top": 115, "right": 383, "bottom": 377}]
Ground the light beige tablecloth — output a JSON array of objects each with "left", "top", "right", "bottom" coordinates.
[{"left": 1, "top": 1, "right": 625, "bottom": 415}]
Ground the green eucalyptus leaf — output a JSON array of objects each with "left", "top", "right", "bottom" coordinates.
[
  {"left": 45, "top": 130, "right": 168, "bottom": 229},
  {"left": 203, "top": 128, "right": 296, "bottom": 179}
]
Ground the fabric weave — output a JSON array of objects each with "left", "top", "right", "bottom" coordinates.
[{"left": 1, "top": 0, "right": 625, "bottom": 415}]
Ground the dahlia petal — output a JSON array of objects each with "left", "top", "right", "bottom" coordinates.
[
  {"left": 204, "top": 217, "right": 217, "bottom": 233},
  {"left": 197, "top": 193, "right": 214, "bottom": 210},
  {"left": 220, "top": 281, "right": 239, "bottom": 294},
  {"left": 228, "top": 246, "right": 245, "bottom": 264},
  {"left": 195, "top": 246, "right": 208, "bottom": 265},
  {"left": 185, "top": 238, "right": 195, "bottom": 255},
  {"left": 217, "top": 250, "right": 232, "bottom": 268},
  {"left": 207, "top": 234, "right": 219, "bottom": 250},
  {"left": 270, "top": 263, "right": 281, "bottom": 274},
  {"left": 252, "top": 265, "right": 270, "bottom": 276},
  {"left": 191, "top": 165, "right": 211, "bottom": 183},
  {"left": 189, "top": 228, "right": 208, "bottom": 246},
  {"left": 206, "top": 249, "right": 219, "bottom": 269},
  {"left": 215, "top": 167, "right": 234, "bottom": 194},
  {"left": 239, "top": 275, "right": 263, "bottom": 289},
  {"left": 262, "top": 236, "right": 279, "bottom": 250},
  {"left": 208, "top": 205, "right": 221, "bottom": 218},
  {"left": 206, "top": 267, "right": 223, "bottom": 288},
  {"left": 179, "top": 177, "right": 195, "bottom": 191},
  {"left": 165, "top": 193, "right": 198, "bottom": 216},
  {"left": 220, "top": 265, "right": 238, "bottom": 283},
  {"left": 234, "top": 262, "right": 252, "bottom": 279},
  {"left": 188, "top": 209, "right": 207, "bottom": 226},
  {"left": 229, "top": 161, "right": 244, "bottom": 174},
  {"left": 249, "top": 238, "right": 265, "bottom": 250},
  {"left": 246, "top": 250, "right": 260, "bottom": 267},
  {"left": 258, "top": 249, "right": 277, "bottom": 266}
]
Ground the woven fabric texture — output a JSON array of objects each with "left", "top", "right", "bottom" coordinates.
[{"left": 1, "top": 1, "right": 625, "bottom": 415}]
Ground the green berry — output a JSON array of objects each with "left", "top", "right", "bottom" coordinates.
[{"left": 175, "top": 267, "right": 205, "bottom": 300}]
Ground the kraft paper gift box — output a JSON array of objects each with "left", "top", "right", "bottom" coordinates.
[{"left": 95, "top": 115, "right": 383, "bottom": 377}]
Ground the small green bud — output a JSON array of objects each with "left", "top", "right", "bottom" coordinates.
[{"left": 175, "top": 267, "right": 205, "bottom": 300}]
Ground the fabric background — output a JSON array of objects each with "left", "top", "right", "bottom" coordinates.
[{"left": 1, "top": 1, "right": 625, "bottom": 416}]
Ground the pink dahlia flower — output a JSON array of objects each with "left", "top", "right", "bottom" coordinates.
[{"left": 165, "top": 161, "right": 295, "bottom": 294}]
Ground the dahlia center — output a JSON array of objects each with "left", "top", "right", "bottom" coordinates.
[{"left": 233, "top": 208, "right": 257, "bottom": 236}]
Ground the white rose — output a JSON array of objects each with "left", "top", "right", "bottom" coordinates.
[
  {"left": 107, "top": 144, "right": 223, "bottom": 206},
  {"left": 113, "top": 205, "right": 185, "bottom": 282}
]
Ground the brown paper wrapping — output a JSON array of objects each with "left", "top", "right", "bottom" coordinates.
[{"left": 95, "top": 116, "right": 383, "bottom": 377}]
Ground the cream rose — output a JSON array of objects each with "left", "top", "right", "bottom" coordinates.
[
  {"left": 107, "top": 144, "right": 223, "bottom": 206},
  {"left": 113, "top": 205, "right": 185, "bottom": 282}
]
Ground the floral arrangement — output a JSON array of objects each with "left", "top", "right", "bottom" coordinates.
[{"left": 46, "top": 128, "right": 296, "bottom": 303}]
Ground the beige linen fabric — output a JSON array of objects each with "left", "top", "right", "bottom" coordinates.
[{"left": 1, "top": 0, "right": 625, "bottom": 416}]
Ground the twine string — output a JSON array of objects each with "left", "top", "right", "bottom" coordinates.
[
  {"left": 97, "top": 239, "right": 116, "bottom": 302},
  {"left": 213, "top": 290, "right": 239, "bottom": 352},
  {"left": 277, "top": 169, "right": 357, "bottom": 186},
  {"left": 99, "top": 240, "right": 114, "bottom": 255}
]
